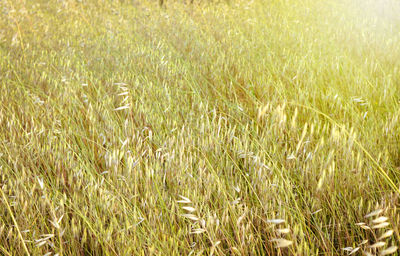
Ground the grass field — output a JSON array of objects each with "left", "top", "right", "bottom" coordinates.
[{"left": 1, "top": 0, "right": 400, "bottom": 255}]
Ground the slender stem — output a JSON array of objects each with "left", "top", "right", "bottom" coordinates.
[{"left": 0, "top": 187, "right": 30, "bottom": 256}]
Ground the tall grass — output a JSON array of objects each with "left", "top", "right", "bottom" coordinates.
[{"left": 1, "top": 0, "right": 400, "bottom": 254}]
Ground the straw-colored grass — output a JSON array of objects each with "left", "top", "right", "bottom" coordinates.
[{"left": 1, "top": 0, "right": 400, "bottom": 254}]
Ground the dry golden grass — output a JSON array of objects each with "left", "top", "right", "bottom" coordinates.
[{"left": 1, "top": 0, "right": 400, "bottom": 255}]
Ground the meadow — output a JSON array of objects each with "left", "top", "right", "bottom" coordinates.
[{"left": 1, "top": 0, "right": 400, "bottom": 254}]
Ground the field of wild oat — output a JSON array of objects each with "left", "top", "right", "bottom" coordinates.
[{"left": 1, "top": 0, "right": 400, "bottom": 255}]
